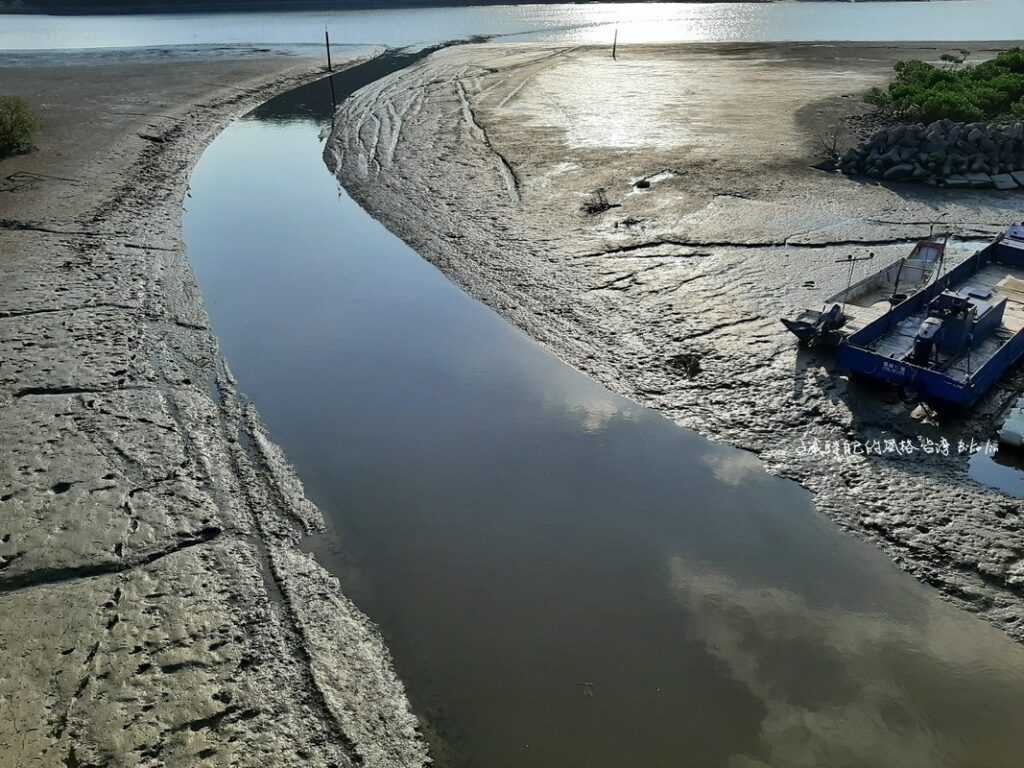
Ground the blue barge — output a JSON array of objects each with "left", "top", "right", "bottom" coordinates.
[{"left": 837, "top": 231, "right": 1024, "bottom": 406}]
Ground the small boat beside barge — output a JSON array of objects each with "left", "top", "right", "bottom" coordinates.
[
  {"left": 837, "top": 229, "right": 1024, "bottom": 406},
  {"left": 781, "top": 238, "right": 946, "bottom": 348}
]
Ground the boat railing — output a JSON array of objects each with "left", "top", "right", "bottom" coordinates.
[{"left": 968, "top": 322, "right": 1024, "bottom": 388}]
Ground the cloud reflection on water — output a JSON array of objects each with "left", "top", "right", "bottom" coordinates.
[
  {"left": 669, "top": 556, "right": 1024, "bottom": 768},
  {"left": 703, "top": 450, "right": 764, "bottom": 486}
]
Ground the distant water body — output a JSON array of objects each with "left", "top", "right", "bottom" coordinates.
[{"left": 0, "top": 1, "right": 1021, "bottom": 51}]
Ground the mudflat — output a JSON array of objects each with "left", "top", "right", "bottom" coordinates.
[
  {"left": 0, "top": 52, "right": 427, "bottom": 767},
  {"left": 329, "top": 41, "right": 1024, "bottom": 642}
]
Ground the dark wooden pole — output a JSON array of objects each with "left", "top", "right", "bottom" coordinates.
[
  {"left": 612, "top": 28, "right": 617, "bottom": 60},
  {"left": 325, "top": 26, "right": 337, "bottom": 112}
]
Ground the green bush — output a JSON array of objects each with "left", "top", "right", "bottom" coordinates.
[
  {"left": 916, "top": 92, "right": 984, "bottom": 123},
  {"left": 0, "top": 96, "right": 39, "bottom": 158},
  {"left": 866, "top": 48, "right": 1024, "bottom": 122}
]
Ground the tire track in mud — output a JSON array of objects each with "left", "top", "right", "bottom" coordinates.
[
  {"left": 486, "top": 46, "right": 583, "bottom": 108},
  {"left": 455, "top": 78, "right": 521, "bottom": 205}
]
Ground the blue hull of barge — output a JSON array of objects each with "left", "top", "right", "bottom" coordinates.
[{"left": 837, "top": 237, "right": 1024, "bottom": 407}]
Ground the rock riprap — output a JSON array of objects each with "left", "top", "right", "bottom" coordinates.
[{"left": 840, "top": 120, "right": 1024, "bottom": 189}]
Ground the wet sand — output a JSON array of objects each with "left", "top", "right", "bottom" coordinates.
[
  {"left": 329, "top": 41, "right": 1024, "bottom": 643},
  {"left": 0, "top": 51, "right": 427, "bottom": 767}
]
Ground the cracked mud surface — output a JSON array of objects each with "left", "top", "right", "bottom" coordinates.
[
  {"left": 329, "top": 41, "right": 1024, "bottom": 643},
  {"left": 0, "top": 54, "right": 427, "bottom": 766}
]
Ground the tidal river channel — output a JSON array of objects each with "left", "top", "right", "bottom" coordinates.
[{"left": 184, "top": 55, "right": 1024, "bottom": 768}]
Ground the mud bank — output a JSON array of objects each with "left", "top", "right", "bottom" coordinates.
[
  {"left": 328, "top": 41, "right": 1024, "bottom": 642},
  {"left": 0, "top": 52, "right": 427, "bottom": 766}
]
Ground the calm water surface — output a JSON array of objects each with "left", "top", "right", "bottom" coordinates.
[
  {"left": 2, "top": 1, "right": 1023, "bottom": 51},
  {"left": 182, "top": 62, "right": 1024, "bottom": 768},
  {"left": 970, "top": 445, "right": 1024, "bottom": 496}
]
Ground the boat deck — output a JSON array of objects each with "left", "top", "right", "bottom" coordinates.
[
  {"left": 837, "top": 245, "right": 944, "bottom": 335},
  {"left": 859, "top": 263, "right": 1024, "bottom": 383},
  {"left": 843, "top": 301, "right": 890, "bottom": 334}
]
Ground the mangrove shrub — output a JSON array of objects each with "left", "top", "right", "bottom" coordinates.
[
  {"left": 0, "top": 96, "right": 40, "bottom": 158},
  {"left": 866, "top": 48, "right": 1024, "bottom": 123}
]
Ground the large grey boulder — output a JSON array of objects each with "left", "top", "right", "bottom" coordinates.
[
  {"left": 991, "top": 174, "right": 1019, "bottom": 190},
  {"left": 884, "top": 163, "right": 915, "bottom": 180},
  {"left": 970, "top": 156, "right": 991, "bottom": 173}
]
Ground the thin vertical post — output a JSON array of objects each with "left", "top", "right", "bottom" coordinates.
[
  {"left": 612, "top": 28, "right": 618, "bottom": 60},
  {"left": 325, "top": 26, "right": 337, "bottom": 112}
]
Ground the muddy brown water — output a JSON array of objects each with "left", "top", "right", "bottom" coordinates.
[{"left": 184, "top": 59, "right": 1024, "bottom": 768}]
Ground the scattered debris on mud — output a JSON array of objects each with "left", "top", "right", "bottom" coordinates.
[
  {"left": 666, "top": 352, "right": 702, "bottom": 378},
  {"left": 581, "top": 187, "right": 620, "bottom": 215}
]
